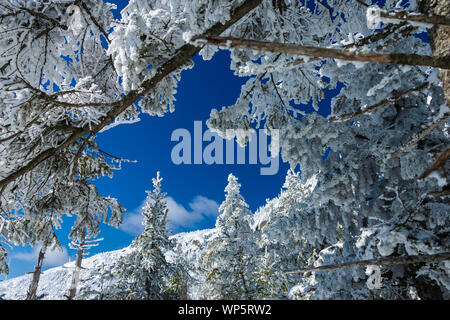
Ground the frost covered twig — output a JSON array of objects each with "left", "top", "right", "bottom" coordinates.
[{"left": 285, "top": 252, "right": 450, "bottom": 275}]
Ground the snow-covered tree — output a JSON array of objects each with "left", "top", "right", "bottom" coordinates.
[
  {"left": 22, "top": 180, "right": 123, "bottom": 300},
  {"left": 253, "top": 247, "right": 289, "bottom": 299},
  {"left": 251, "top": 169, "right": 320, "bottom": 296},
  {"left": 0, "top": 0, "right": 128, "bottom": 274},
  {"left": 0, "top": 0, "right": 448, "bottom": 300},
  {"left": 198, "top": 1, "right": 449, "bottom": 299},
  {"left": 104, "top": 172, "right": 186, "bottom": 299},
  {"left": 65, "top": 181, "right": 123, "bottom": 300},
  {"left": 199, "top": 173, "right": 259, "bottom": 299},
  {"left": 0, "top": 0, "right": 263, "bottom": 276},
  {"left": 255, "top": 169, "right": 318, "bottom": 268}
]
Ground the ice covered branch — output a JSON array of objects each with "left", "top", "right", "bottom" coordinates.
[
  {"left": 285, "top": 252, "right": 450, "bottom": 275},
  {"left": 191, "top": 36, "right": 450, "bottom": 69}
]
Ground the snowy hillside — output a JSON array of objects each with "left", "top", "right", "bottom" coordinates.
[{"left": 0, "top": 229, "right": 215, "bottom": 300}]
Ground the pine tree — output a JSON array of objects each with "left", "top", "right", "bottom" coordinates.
[
  {"left": 0, "top": 0, "right": 448, "bottom": 299},
  {"left": 199, "top": 173, "right": 258, "bottom": 299},
  {"left": 106, "top": 172, "right": 185, "bottom": 299},
  {"left": 0, "top": 0, "right": 262, "bottom": 276}
]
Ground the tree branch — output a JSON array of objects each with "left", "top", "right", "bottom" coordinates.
[
  {"left": 381, "top": 112, "right": 450, "bottom": 164},
  {"left": 285, "top": 252, "right": 450, "bottom": 275},
  {"left": 0, "top": 0, "right": 264, "bottom": 191},
  {"left": 379, "top": 10, "right": 450, "bottom": 26},
  {"left": 419, "top": 144, "right": 450, "bottom": 179},
  {"left": 329, "top": 82, "right": 429, "bottom": 122},
  {"left": 345, "top": 22, "right": 414, "bottom": 50},
  {"left": 192, "top": 35, "right": 450, "bottom": 69}
]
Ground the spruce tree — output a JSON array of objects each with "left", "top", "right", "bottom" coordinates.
[
  {"left": 199, "top": 173, "right": 258, "bottom": 299},
  {"left": 106, "top": 172, "right": 185, "bottom": 299}
]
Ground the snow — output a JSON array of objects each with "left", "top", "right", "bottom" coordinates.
[
  {"left": 0, "top": 229, "right": 214, "bottom": 300},
  {"left": 428, "top": 171, "right": 447, "bottom": 188},
  {"left": 366, "top": 6, "right": 382, "bottom": 30}
]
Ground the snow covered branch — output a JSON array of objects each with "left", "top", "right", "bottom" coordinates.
[
  {"left": 285, "top": 252, "right": 450, "bottom": 275},
  {"left": 0, "top": 0, "right": 264, "bottom": 192},
  {"left": 378, "top": 9, "right": 450, "bottom": 27},
  {"left": 382, "top": 112, "right": 450, "bottom": 164},
  {"left": 329, "top": 82, "right": 429, "bottom": 122},
  {"left": 192, "top": 35, "right": 450, "bottom": 69}
]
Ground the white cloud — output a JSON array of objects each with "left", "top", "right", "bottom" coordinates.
[
  {"left": 120, "top": 195, "right": 220, "bottom": 235},
  {"left": 13, "top": 245, "right": 69, "bottom": 267},
  {"left": 188, "top": 196, "right": 220, "bottom": 218},
  {"left": 120, "top": 205, "right": 145, "bottom": 236}
]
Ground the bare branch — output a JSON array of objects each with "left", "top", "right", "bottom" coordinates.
[
  {"left": 427, "top": 189, "right": 450, "bottom": 197},
  {"left": 379, "top": 10, "right": 450, "bottom": 27}
]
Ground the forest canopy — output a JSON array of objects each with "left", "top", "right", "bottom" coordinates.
[{"left": 0, "top": 0, "right": 449, "bottom": 300}]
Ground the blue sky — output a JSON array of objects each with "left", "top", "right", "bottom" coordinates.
[
  {"left": 1, "top": 0, "right": 366, "bottom": 280},
  {"left": 3, "top": 35, "right": 296, "bottom": 280}
]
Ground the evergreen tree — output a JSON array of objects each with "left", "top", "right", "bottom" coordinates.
[
  {"left": 106, "top": 172, "right": 186, "bottom": 299},
  {"left": 253, "top": 248, "right": 289, "bottom": 299},
  {"left": 0, "top": 0, "right": 448, "bottom": 299},
  {"left": 199, "top": 173, "right": 258, "bottom": 299},
  {"left": 24, "top": 180, "right": 122, "bottom": 300}
]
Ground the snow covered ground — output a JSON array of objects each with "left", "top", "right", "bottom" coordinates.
[{"left": 0, "top": 228, "right": 215, "bottom": 300}]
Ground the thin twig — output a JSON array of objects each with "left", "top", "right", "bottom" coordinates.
[
  {"left": 0, "top": 0, "right": 264, "bottom": 191},
  {"left": 379, "top": 10, "right": 450, "bottom": 27}
]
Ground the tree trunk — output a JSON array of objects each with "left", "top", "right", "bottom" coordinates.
[
  {"left": 67, "top": 232, "right": 85, "bottom": 300},
  {"left": 239, "top": 269, "right": 253, "bottom": 300},
  {"left": 26, "top": 247, "right": 45, "bottom": 300},
  {"left": 419, "top": 0, "right": 450, "bottom": 106}
]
